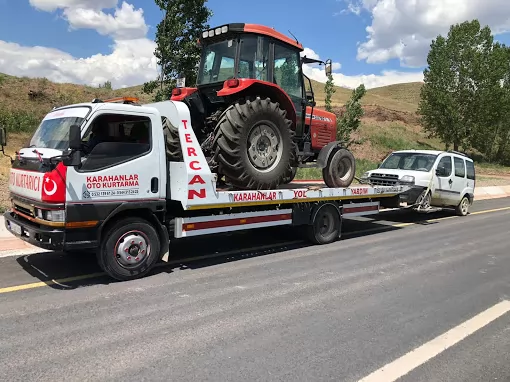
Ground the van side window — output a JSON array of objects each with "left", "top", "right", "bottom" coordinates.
[
  {"left": 466, "top": 160, "right": 475, "bottom": 180},
  {"left": 437, "top": 155, "right": 452, "bottom": 176},
  {"left": 80, "top": 113, "right": 151, "bottom": 172},
  {"left": 454, "top": 157, "right": 465, "bottom": 178}
]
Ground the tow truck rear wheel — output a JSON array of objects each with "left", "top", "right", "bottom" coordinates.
[
  {"left": 307, "top": 203, "right": 342, "bottom": 245},
  {"left": 97, "top": 217, "right": 161, "bottom": 281}
]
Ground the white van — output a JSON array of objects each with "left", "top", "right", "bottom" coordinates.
[{"left": 360, "top": 150, "right": 476, "bottom": 215}]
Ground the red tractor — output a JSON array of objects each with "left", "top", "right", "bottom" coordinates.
[{"left": 169, "top": 23, "right": 355, "bottom": 190}]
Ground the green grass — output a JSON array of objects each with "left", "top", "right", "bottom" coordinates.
[
  {"left": 295, "top": 159, "right": 379, "bottom": 182},
  {"left": 475, "top": 161, "right": 510, "bottom": 175},
  {"left": 369, "top": 132, "right": 436, "bottom": 152}
]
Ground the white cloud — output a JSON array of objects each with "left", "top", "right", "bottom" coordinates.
[
  {"left": 0, "top": 39, "right": 158, "bottom": 88},
  {"left": 29, "top": 0, "right": 117, "bottom": 12},
  {"left": 63, "top": 2, "right": 148, "bottom": 40},
  {"left": 1, "top": 1, "right": 158, "bottom": 88},
  {"left": 301, "top": 46, "right": 423, "bottom": 89},
  {"left": 341, "top": 0, "right": 510, "bottom": 67},
  {"left": 301, "top": 47, "right": 321, "bottom": 61}
]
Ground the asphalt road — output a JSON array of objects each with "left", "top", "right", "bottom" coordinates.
[{"left": 0, "top": 198, "right": 509, "bottom": 381}]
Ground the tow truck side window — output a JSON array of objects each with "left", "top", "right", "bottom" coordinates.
[{"left": 79, "top": 113, "right": 151, "bottom": 172}]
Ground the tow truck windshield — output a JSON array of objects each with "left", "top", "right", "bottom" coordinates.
[{"left": 29, "top": 116, "right": 85, "bottom": 150}]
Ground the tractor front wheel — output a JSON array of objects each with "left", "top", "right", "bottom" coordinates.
[
  {"left": 322, "top": 148, "right": 356, "bottom": 188},
  {"left": 213, "top": 97, "right": 295, "bottom": 190}
]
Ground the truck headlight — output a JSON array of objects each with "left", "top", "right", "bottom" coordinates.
[
  {"left": 361, "top": 171, "right": 370, "bottom": 180},
  {"left": 399, "top": 175, "right": 415, "bottom": 184},
  {"left": 44, "top": 209, "right": 65, "bottom": 222}
]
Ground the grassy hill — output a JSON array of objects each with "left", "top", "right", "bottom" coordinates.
[{"left": 0, "top": 73, "right": 507, "bottom": 209}]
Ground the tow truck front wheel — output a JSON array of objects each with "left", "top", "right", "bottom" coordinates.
[{"left": 97, "top": 217, "right": 161, "bottom": 281}]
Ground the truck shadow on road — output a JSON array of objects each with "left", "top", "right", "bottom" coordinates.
[{"left": 13, "top": 209, "right": 453, "bottom": 291}]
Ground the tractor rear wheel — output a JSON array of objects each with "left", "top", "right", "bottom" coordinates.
[
  {"left": 282, "top": 166, "right": 297, "bottom": 184},
  {"left": 213, "top": 96, "right": 295, "bottom": 190}
]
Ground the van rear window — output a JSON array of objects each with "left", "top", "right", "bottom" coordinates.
[
  {"left": 454, "top": 157, "right": 466, "bottom": 178},
  {"left": 466, "top": 160, "right": 475, "bottom": 180}
]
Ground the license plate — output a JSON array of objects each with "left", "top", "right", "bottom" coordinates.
[{"left": 10, "top": 222, "right": 22, "bottom": 236}]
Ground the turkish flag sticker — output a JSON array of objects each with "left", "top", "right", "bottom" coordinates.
[
  {"left": 41, "top": 162, "right": 67, "bottom": 203},
  {"left": 43, "top": 177, "right": 58, "bottom": 196}
]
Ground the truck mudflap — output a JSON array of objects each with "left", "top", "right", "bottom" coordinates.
[{"left": 3, "top": 211, "right": 64, "bottom": 251}]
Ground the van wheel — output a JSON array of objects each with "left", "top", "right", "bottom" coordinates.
[
  {"left": 97, "top": 217, "right": 161, "bottom": 281},
  {"left": 455, "top": 196, "right": 470, "bottom": 216},
  {"left": 416, "top": 190, "right": 431, "bottom": 210}
]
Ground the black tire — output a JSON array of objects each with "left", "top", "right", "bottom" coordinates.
[
  {"left": 455, "top": 195, "right": 470, "bottom": 216},
  {"left": 162, "top": 117, "right": 183, "bottom": 161},
  {"left": 97, "top": 217, "right": 161, "bottom": 281},
  {"left": 322, "top": 148, "right": 356, "bottom": 188},
  {"left": 307, "top": 203, "right": 342, "bottom": 245},
  {"left": 213, "top": 96, "right": 295, "bottom": 190},
  {"left": 282, "top": 166, "right": 298, "bottom": 184}
]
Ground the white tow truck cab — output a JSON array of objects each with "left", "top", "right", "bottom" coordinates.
[
  {"left": 361, "top": 149, "right": 475, "bottom": 215},
  {"left": 2, "top": 98, "right": 412, "bottom": 281}
]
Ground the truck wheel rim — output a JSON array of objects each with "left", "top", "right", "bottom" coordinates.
[
  {"left": 318, "top": 209, "right": 335, "bottom": 236},
  {"left": 336, "top": 157, "right": 353, "bottom": 182},
  {"left": 247, "top": 121, "right": 283, "bottom": 172},
  {"left": 114, "top": 231, "right": 150, "bottom": 268}
]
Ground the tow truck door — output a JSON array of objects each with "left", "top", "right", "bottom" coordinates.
[{"left": 66, "top": 109, "right": 164, "bottom": 205}]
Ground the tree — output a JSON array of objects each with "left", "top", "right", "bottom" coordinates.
[
  {"left": 142, "top": 0, "right": 213, "bottom": 101},
  {"left": 99, "top": 80, "right": 112, "bottom": 90},
  {"left": 324, "top": 73, "right": 336, "bottom": 112},
  {"left": 468, "top": 41, "right": 510, "bottom": 161},
  {"left": 337, "top": 84, "right": 366, "bottom": 146},
  {"left": 418, "top": 20, "right": 496, "bottom": 151}
]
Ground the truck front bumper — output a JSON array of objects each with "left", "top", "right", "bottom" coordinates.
[{"left": 4, "top": 211, "right": 65, "bottom": 251}]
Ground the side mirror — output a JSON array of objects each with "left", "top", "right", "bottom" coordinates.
[
  {"left": 0, "top": 127, "right": 7, "bottom": 147},
  {"left": 68, "top": 124, "right": 81, "bottom": 150},
  {"left": 62, "top": 150, "right": 81, "bottom": 167},
  {"left": 325, "top": 59, "right": 332, "bottom": 77},
  {"left": 305, "top": 91, "right": 316, "bottom": 107},
  {"left": 435, "top": 167, "right": 446, "bottom": 177}
]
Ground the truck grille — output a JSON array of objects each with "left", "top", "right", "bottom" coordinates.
[
  {"left": 13, "top": 201, "right": 34, "bottom": 218},
  {"left": 369, "top": 173, "right": 399, "bottom": 186}
]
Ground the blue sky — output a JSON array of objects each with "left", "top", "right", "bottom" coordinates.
[{"left": 1, "top": 0, "right": 510, "bottom": 89}]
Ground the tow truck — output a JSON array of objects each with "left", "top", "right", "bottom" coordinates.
[{"left": 1, "top": 98, "right": 411, "bottom": 281}]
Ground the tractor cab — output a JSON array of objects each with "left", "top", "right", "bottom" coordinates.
[{"left": 172, "top": 23, "right": 331, "bottom": 125}]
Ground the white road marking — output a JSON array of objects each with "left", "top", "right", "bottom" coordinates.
[
  {"left": 23, "top": 255, "right": 49, "bottom": 277},
  {"left": 0, "top": 248, "right": 42, "bottom": 258},
  {"left": 358, "top": 300, "right": 510, "bottom": 382}
]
